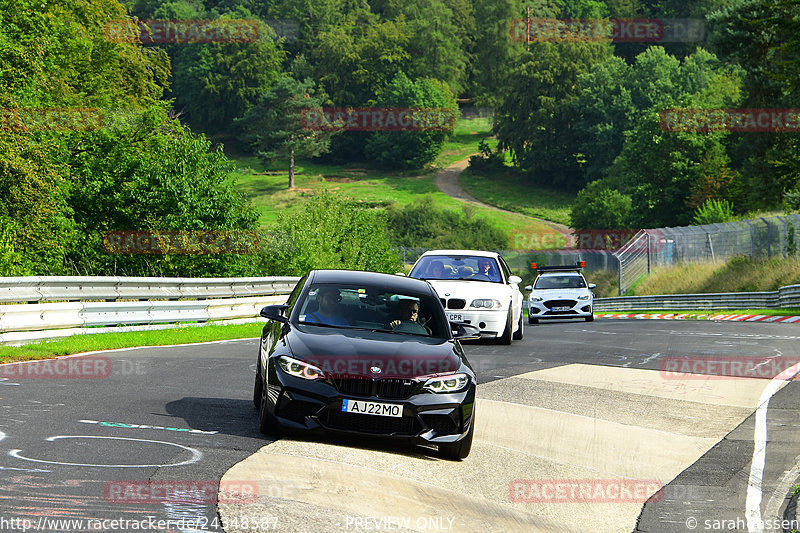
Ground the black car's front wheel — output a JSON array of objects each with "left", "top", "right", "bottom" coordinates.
[
  {"left": 258, "top": 379, "right": 281, "bottom": 436},
  {"left": 438, "top": 421, "right": 474, "bottom": 460},
  {"left": 253, "top": 368, "right": 263, "bottom": 409}
]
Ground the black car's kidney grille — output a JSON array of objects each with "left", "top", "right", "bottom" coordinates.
[
  {"left": 323, "top": 410, "right": 417, "bottom": 436},
  {"left": 543, "top": 299, "right": 576, "bottom": 308},
  {"left": 447, "top": 299, "right": 466, "bottom": 310},
  {"left": 332, "top": 378, "right": 418, "bottom": 400}
]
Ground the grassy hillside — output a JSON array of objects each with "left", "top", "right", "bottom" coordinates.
[
  {"left": 229, "top": 118, "right": 560, "bottom": 247},
  {"left": 631, "top": 256, "right": 800, "bottom": 295}
]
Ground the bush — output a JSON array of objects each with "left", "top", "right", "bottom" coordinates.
[
  {"left": 569, "top": 180, "right": 633, "bottom": 230},
  {"left": 386, "top": 196, "right": 507, "bottom": 249},
  {"left": 468, "top": 140, "right": 506, "bottom": 171},
  {"left": 258, "top": 192, "right": 402, "bottom": 275},
  {"left": 691, "top": 198, "right": 735, "bottom": 226}
]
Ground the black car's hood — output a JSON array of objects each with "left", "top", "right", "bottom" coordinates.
[{"left": 285, "top": 327, "right": 463, "bottom": 379}]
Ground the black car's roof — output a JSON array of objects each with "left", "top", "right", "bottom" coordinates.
[{"left": 308, "top": 269, "right": 435, "bottom": 296}]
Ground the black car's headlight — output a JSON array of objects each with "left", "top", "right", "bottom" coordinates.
[
  {"left": 470, "top": 299, "right": 502, "bottom": 309},
  {"left": 423, "top": 373, "right": 470, "bottom": 393},
  {"left": 277, "top": 356, "right": 324, "bottom": 380}
]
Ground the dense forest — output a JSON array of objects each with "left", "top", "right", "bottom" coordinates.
[{"left": 1, "top": 0, "right": 798, "bottom": 276}]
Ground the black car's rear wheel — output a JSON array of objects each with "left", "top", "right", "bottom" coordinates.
[{"left": 438, "top": 420, "right": 474, "bottom": 460}]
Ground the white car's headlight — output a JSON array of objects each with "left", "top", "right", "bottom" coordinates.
[
  {"left": 424, "top": 373, "right": 470, "bottom": 393},
  {"left": 470, "top": 299, "right": 502, "bottom": 309},
  {"left": 529, "top": 296, "right": 543, "bottom": 302},
  {"left": 578, "top": 294, "right": 591, "bottom": 300},
  {"left": 277, "top": 356, "right": 324, "bottom": 380}
]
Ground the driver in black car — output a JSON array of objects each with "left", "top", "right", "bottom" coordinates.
[{"left": 386, "top": 298, "right": 429, "bottom": 335}]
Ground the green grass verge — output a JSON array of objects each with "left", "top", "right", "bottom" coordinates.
[
  {"left": 0, "top": 322, "right": 265, "bottom": 364},
  {"left": 459, "top": 167, "right": 574, "bottom": 226}
]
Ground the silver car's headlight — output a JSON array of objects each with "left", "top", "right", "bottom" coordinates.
[
  {"left": 277, "top": 356, "right": 324, "bottom": 380},
  {"left": 529, "top": 296, "right": 543, "bottom": 302},
  {"left": 470, "top": 299, "right": 502, "bottom": 309},
  {"left": 424, "top": 373, "right": 470, "bottom": 393},
  {"left": 578, "top": 294, "right": 591, "bottom": 300}
]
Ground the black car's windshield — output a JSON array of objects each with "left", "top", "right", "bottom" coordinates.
[
  {"left": 409, "top": 255, "right": 502, "bottom": 283},
  {"left": 296, "top": 284, "right": 448, "bottom": 339}
]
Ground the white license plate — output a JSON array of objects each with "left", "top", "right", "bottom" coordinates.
[
  {"left": 551, "top": 306, "right": 571, "bottom": 311},
  {"left": 341, "top": 399, "right": 402, "bottom": 418},
  {"left": 448, "top": 313, "right": 463, "bottom": 321}
]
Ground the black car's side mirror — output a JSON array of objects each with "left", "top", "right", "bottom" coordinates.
[
  {"left": 451, "top": 322, "right": 481, "bottom": 340},
  {"left": 260, "top": 304, "right": 289, "bottom": 323}
]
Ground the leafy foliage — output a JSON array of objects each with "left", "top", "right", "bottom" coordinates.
[
  {"left": 364, "top": 72, "right": 457, "bottom": 169},
  {"left": 569, "top": 180, "right": 633, "bottom": 230},
  {"left": 260, "top": 192, "right": 402, "bottom": 275},
  {"left": 691, "top": 198, "right": 736, "bottom": 225},
  {"left": 386, "top": 196, "right": 507, "bottom": 249}
]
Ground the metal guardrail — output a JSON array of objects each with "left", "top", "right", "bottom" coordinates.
[
  {"left": 0, "top": 276, "right": 302, "bottom": 344},
  {"left": 594, "top": 284, "right": 800, "bottom": 311}
]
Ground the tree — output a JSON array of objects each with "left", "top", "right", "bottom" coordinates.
[
  {"left": 495, "top": 41, "right": 610, "bottom": 191},
  {"left": 167, "top": 10, "right": 285, "bottom": 136},
  {"left": 364, "top": 72, "right": 457, "bottom": 169},
  {"left": 237, "top": 76, "right": 332, "bottom": 188}
]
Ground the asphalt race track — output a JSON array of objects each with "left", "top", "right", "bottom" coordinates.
[{"left": 2, "top": 319, "right": 800, "bottom": 533}]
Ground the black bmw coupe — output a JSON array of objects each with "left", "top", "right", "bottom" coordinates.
[{"left": 253, "top": 269, "right": 479, "bottom": 459}]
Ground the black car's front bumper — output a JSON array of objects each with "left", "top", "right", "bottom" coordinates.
[{"left": 266, "top": 368, "right": 475, "bottom": 445}]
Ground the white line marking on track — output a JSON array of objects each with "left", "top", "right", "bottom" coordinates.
[
  {"left": 746, "top": 362, "right": 800, "bottom": 533},
  {"left": 9, "top": 435, "right": 202, "bottom": 468}
]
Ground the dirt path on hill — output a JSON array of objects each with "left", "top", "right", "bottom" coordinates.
[{"left": 434, "top": 156, "right": 572, "bottom": 239}]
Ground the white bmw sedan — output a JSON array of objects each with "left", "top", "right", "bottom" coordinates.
[{"left": 408, "top": 250, "right": 524, "bottom": 344}]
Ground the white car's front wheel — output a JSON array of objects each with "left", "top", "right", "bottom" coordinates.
[
  {"left": 496, "top": 308, "right": 512, "bottom": 345},
  {"left": 513, "top": 310, "right": 523, "bottom": 340}
]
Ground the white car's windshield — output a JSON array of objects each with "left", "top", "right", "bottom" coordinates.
[{"left": 410, "top": 255, "right": 503, "bottom": 283}]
